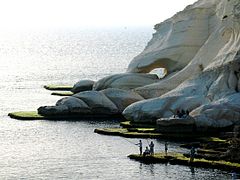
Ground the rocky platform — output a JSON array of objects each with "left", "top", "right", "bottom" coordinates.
[{"left": 128, "top": 152, "right": 240, "bottom": 172}]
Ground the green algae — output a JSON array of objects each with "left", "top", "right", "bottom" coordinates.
[
  {"left": 120, "top": 121, "right": 156, "bottom": 128},
  {"left": 94, "top": 128, "right": 162, "bottom": 138},
  {"left": 8, "top": 111, "right": 45, "bottom": 120},
  {"left": 9, "top": 111, "right": 124, "bottom": 121},
  {"left": 122, "top": 132, "right": 162, "bottom": 138},
  {"left": 44, "top": 85, "right": 73, "bottom": 91},
  {"left": 51, "top": 91, "right": 74, "bottom": 96},
  {"left": 200, "top": 137, "right": 227, "bottom": 143},
  {"left": 120, "top": 121, "right": 132, "bottom": 128},
  {"left": 127, "top": 128, "right": 156, "bottom": 133},
  {"left": 197, "top": 148, "right": 223, "bottom": 155},
  {"left": 94, "top": 127, "right": 216, "bottom": 140}
]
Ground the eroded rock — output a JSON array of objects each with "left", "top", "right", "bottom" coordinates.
[
  {"left": 71, "top": 80, "right": 95, "bottom": 93},
  {"left": 93, "top": 73, "right": 159, "bottom": 91},
  {"left": 56, "top": 97, "right": 91, "bottom": 114},
  {"left": 72, "top": 91, "right": 119, "bottom": 114},
  {"left": 38, "top": 105, "right": 69, "bottom": 116},
  {"left": 156, "top": 117, "right": 195, "bottom": 133},
  {"left": 102, "top": 88, "right": 144, "bottom": 112},
  {"left": 37, "top": 0, "right": 240, "bottom": 131}
]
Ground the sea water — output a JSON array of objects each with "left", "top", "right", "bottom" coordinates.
[{"left": 0, "top": 27, "right": 231, "bottom": 179}]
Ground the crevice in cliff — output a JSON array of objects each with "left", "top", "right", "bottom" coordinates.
[{"left": 234, "top": 69, "right": 240, "bottom": 92}]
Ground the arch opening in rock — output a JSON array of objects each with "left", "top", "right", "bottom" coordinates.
[
  {"left": 142, "top": 58, "right": 178, "bottom": 78},
  {"left": 128, "top": 56, "right": 179, "bottom": 73},
  {"left": 149, "top": 68, "right": 167, "bottom": 79}
]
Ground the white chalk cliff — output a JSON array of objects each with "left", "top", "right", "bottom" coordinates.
[
  {"left": 39, "top": 0, "right": 240, "bottom": 131},
  {"left": 123, "top": 0, "right": 240, "bottom": 130}
]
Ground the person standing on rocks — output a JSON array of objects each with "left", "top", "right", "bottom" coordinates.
[
  {"left": 149, "top": 141, "right": 154, "bottom": 155},
  {"left": 190, "top": 147, "right": 196, "bottom": 163},
  {"left": 165, "top": 141, "right": 168, "bottom": 156},
  {"left": 136, "top": 140, "right": 143, "bottom": 155}
]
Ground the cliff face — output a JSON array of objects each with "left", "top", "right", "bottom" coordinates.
[
  {"left": 123, "top": 0, "right": 240, "bottom": 130},
  {"left": 38, "top": 0, "right": 240, "bottom": 131}
]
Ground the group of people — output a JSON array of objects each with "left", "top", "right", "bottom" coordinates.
[
  {"left": 136, "top": 140, "right": 154, "bottom": 156},
  {"left": 136, "top": 140, "right": 168, "bottom": 157},
  {"left": 136, "top": 140, "right": 197, "bottom": 163},
  {"left": 174, "top": 109, "right": 190, "bottom": 118}
]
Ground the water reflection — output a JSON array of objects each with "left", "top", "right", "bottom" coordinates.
[
  {"left": 190, "top": 166, "right": 195, "bottom": 178},
  {"left": 139, "top": 163, "right": 156, "bottom": 178}
]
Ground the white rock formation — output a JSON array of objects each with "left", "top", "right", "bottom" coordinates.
[
  {"left": 72, "top": 91, "right": 119, "bottom": 114},
  {"left": 101, "top": 88, "right": 144, "bottom": 112},
  {"left": 38, "top": 0, "right": 240, "bottom": 131},
  {"left": 126, "top": 0, "right": 240, "bottom": 99},
  {"left": 124, "top": 63, "right": 240, "bottom": 128},
  {"left": 157, "top": 116, "right": 195, "bottom": 133},
  {"left": 123, "top": 0, "right": 240, "bottom": 130},
  {"left": 38, "top": 88, "right": 143, "bottom": 116},
  {"left": 93, "top": 73, "right": 159, "bottom": 91}
]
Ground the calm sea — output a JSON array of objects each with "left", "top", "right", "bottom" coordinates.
[{"left": 0, "top": 27, "right": 231, "bottom": 179}]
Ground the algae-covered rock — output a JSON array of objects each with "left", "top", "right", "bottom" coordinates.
[
  {"left": 44, "top": 85, "right": 73, "bottom": 91},
  {"left": 51, "top": 91, "right": 74, "bottom": 96},
  {"left": 128, "top": 152, "right": 240, "bottom": 171},
  {"left": 71, "top": 80, "right": 95, "bottom": 93},
  {"left": 94, "top": 128, "right": 162, "bottom": 138},
  {"left": 8, "top": 111, "right": 45, "bottom": 120}
]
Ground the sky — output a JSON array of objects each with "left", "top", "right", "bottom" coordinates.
[{"left": 0, "top": 0, "right": 197, "bottom": 29}]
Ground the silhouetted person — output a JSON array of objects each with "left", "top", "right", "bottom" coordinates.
[
  {"left": 176, "top": 110, "right": 181, "bottom": 118},
  {"left": 231, "top": 171, "right": 237, "bottom": 180},
  {"left": 189, "top": 147, "right": 196, "bottom": 163},
  {"left": 165, "top": 141, "right": 168, "bottom": 156},
  {"left": 181, "top": 109, "right": 186, "bottom": 116},
  {"left": 149, "top": 141, "right": 154, "bottom": 155},
  {"left": 136, "top": 140, "right": 142, "bottom": 155},
  {"left": 143, "top": 146, "right": 150, "bottom": 157}
]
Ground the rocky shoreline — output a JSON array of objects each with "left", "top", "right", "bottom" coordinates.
[
  {"left": 8, "top": 84, "right": 240, "bottom": 172},
  {"left": 7, "top": 0, "right": 240, "bottom": 173},
  {"left": 9, "top": 0, "right": 240, "bottom": 133}
]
